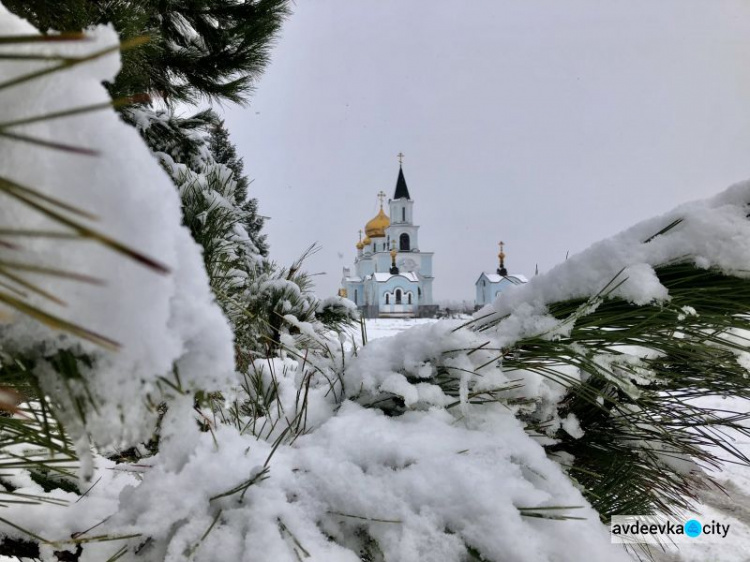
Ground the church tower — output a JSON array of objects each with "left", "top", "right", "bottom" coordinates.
[{"left": 387, "top": 154, "right": 419, "bottom": 252}]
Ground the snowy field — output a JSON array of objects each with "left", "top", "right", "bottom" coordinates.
[
  {"left": 362, "top": 317, "right": 440, "bottom": 342},
  {"left": 362, "top": 318, "right": 750, "bottom": 562}
]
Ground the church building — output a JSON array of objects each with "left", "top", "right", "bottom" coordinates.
[
  {"left": 475, "top": 242, "right": 528, "bottom": 308},
  {"left": 340, "top": 160, "right": 437, "bottom": 318}
]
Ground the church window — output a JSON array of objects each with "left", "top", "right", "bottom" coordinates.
[
  {"left": 354, "top": 289, "right": 358, "bottom": 304},
  {"left": 396, "top": 289, "right": 402, "bottom": 304},
  {"left": 418, "top": 287, "right": 422, "bottom": 297},
  {"left": 408, "top": 293, "right": 412, "bottom": 305},
  {"left": 399, "top": 233, "right": 410, "bottom": 251},
  {"left": 385, "top": 294, "right": 390, "bottom": 305},
  {"left": 402, "top": 208, "right": 405, "bottom": 222}
]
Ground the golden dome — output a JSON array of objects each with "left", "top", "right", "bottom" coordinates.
[
  {"left": 356, "top": 240, "right": 364, "bottom": 250},
  {"left": 363, "top": 236, "right": 371, "bottom": 245},
  {"left": 365, "top": 207, "right": 390, "bottom": 238}
]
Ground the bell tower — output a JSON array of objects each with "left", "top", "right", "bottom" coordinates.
[
  {"left": 388, "top": 154, "right": 417, "bottom": 251},
  {"left": 389, "top": 153, "right": 414, "bottom": 224}
]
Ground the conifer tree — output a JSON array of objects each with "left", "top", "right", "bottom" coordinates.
[
  {"left": 3, "top": 0, "right": 291, "bottom": 104},
  {"left": 208, "top": 117, "right": 269, "bottom": 256}
]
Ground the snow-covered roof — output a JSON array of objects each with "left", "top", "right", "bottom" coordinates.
[
  {"left": 477, "top": 273, "right": 528, "bottom": 285},
  {"left": 343, "top": 276, "right": 362, "bottom": 283},
  {"left": 372, "top": 272, "right": 420, "bottom": 283}
]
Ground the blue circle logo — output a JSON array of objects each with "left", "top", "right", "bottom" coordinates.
[{"left": 684, "top": 519, "right": 702, "bottom": 538}]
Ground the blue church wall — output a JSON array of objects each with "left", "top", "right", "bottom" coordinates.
[{"left": 475, "top": 274, "right": 527, "bottom": 307}]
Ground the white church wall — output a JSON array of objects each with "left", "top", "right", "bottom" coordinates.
[{"left": 389, "top": 199, "right": 414, "bottom": 226}]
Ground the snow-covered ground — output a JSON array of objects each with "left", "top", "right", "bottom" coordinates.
[
  {"left": 362, "top": 317, "right": 440, "bottom": 342},
  {"left": 362, "top": 318, "right": 750, "bottom": 562}
]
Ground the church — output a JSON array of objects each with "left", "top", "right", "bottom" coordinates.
[
  {"left": 475, "top": 242, "right": 528, "bottom": 308},
  {"left": 340, "top": 160, "right": 438, "bottom": 318}
]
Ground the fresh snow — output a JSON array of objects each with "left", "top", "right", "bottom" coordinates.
[
  {"left": 0, "top": 6, "right": 235, "bottom": 455},
  {"left": 365, "top": 321, "right": 750, "bottom": 562}
]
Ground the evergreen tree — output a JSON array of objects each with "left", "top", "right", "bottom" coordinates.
[
  {"left": 3, "top": 0, "right": 291, "bottom": 104},
  {"left": 4, "top": 0, "right": 277, "bottom": 263},
  {"left": 129, "top": 107, "right": 355, "bottom": 364},
  {"left": 126, "top": 107, "right": 219, "bottom": 170},
  {"left": 208, "top": 118, "right": 269, "bottom": 256}
]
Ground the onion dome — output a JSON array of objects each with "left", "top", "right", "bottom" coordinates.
[
  {"left": 363, "top": 236, "right": 372, "bottom": 245},
  {"left": 356, "top": 230, "right": 364, "bottom": 250},
  {"left": 365, "top": 192, "right": 390, "bottom": 238},
  {"left": 365, "top": 208, "right": 390, "bottom": 238}
]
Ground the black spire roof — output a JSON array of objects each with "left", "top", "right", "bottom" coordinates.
[{"left": 393, "top": 166, "right": 411, "bottom": 200}]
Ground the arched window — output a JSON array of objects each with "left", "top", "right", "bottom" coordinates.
[
  {"left": 385, "top": 293, "right": 390, "bottom": 305},
  {"left": 402, "top": 208, "right": 405, "bottom": 222},
  {"left": 418, "top": 287, "right": 422, "bottom": 297},
  {"left": 399, "top": 233, "right": 410, "bottom": 251},
  {"left": 395, "top": 289, "right": 402, "bottom": 304},
  {"left": 354, "top": 289, "right": 358, "bottom": 304},
  {"left": 407, "top": 293, "right": 412, "bottom": 305}
]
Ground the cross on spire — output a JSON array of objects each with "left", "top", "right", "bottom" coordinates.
[
  {"left": 497, "top": 241, "right": 507, "bottom": 276},
  {"left": 377, "top": 190, "right": 387, "bottom": 208},
  {"left": 397, "top": 152, "right": 405, "bottom": 165}
]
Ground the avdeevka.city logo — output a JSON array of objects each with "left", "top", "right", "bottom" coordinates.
[{"left": 610, "top": 515, "right": 731, "bottom": 544}]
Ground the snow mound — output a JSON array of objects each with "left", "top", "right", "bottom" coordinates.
[{"left": 0, "top": 6, "right": 235, "bottom": 449}]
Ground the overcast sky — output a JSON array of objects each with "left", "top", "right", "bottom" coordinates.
[{"left": 224, "top": 0, "right": 750, "bottom": 302}]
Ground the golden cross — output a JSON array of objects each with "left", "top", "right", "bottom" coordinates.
[
  {"left": 358, "top": 229, "right": 362, "bottom": 241},
  {"left": 498, "top": 241, "right": 506, "bottom": 260},
  {"left": 397, "top": 152, "right": 405, "bottom": 165},
  {"left": 377, "top": 191, "right": 387, "bottom": 208}
]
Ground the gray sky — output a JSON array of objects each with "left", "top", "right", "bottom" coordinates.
[{"left": 225, "top": 0, "right": 750, "bottom": 302}]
